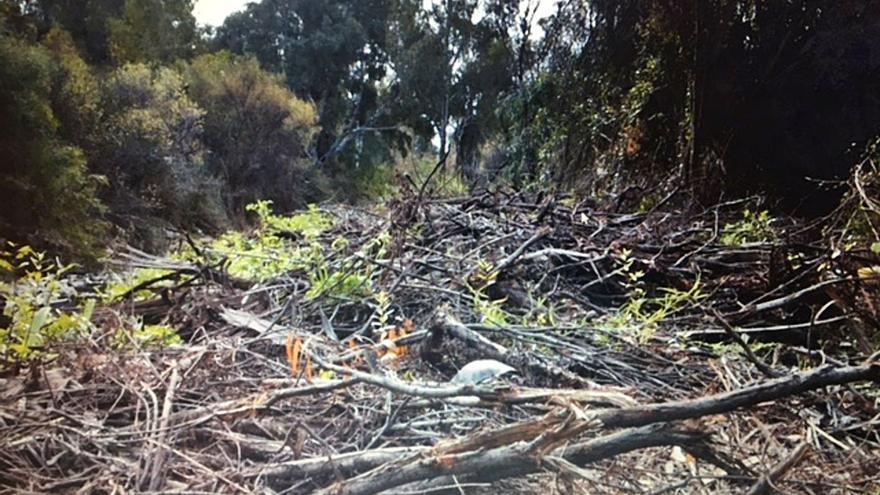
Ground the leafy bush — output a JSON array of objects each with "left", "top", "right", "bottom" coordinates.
[
  {"left": 0, "top": 245, "right": 95, "bottom": 367},
  {"left": 0, "top": 33, "right": 106, "bottom": 256},
  {"left": 720, "top": 210, "right": 777, "bottom": 246},
  {"left": 306, "top": 265, "right": 371, "bottom": 300},
  {"left": 113, "top": 321, "right": 181, "bottom": 349},
  {"left": 184, "top": 52, "right": 323, "bottom": 218},
  {"left": 246, "top": 200, "right": 334, "bottom": 239},
  {"left": 191, "top": 201, "right": 335, "bottom": 282},
  {"left": 97, "top": 62, "right": 224, "bottom": 231},
  {"left": 352, "top": 154, "right": 470, "bottom": 202},
  {"left": 190, "top": 200, "right": 379, "bottom": 299},
  {"left": 100, "top": 267, "right": 176, "bottom": 302}
]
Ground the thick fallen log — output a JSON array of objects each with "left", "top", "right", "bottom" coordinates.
[
  {"left": 319, "top": 425, "right": 707, "bottom": 495},
  {"left": 591, "top": 360, "right": 878, "bottom": 429},
  {"left": 272, "top": 359, "right": 879, "bottom": 494}
]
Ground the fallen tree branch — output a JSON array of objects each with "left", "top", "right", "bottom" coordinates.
[
  {"left": 434, "top": 311, "right": 509, "bottom": 360},
  {"left": 591, "top": 361, "right": 879, "bottom": 429},
  {"left": 260, "top": 446, "right": 427, "bottom": 484},
  {"left": 743, "top": 277, "right": 853, "bottom": 315},
  {"left": 284, "top": 361, "right": 879, "bottom": 493},
  {"left": 316, "top": 424, "right": 707, "bottom": 495},
  {"left": 147, "top": 367, "right": 180, "bottom": 491},
  {"left": 711, "top": 308, "right": 780, "bottom": 378},
  {"left": 494, "top": 226, "right": 552, "bottom": 274},
  {"left": 746, "top": 441, "right": 810, "bottom": 495}
]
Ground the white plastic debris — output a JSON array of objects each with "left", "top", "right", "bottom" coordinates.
[{"left": 450, "top": 359, "right": 517, "bottom": 385}]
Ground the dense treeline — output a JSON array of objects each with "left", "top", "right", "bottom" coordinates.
[
  {"left": 1, "top": 0, "right": 323, "bottom": 255},
  {"left": 533, "top": 0, "right": 880, "bottom": 211},
  {"left": 2, "top": 0, "right": 880, "bottom": 258}
]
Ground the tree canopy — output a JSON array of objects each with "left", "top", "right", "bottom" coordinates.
[{"left": 3, "top": 0, "right": 880, "bottom": 255}]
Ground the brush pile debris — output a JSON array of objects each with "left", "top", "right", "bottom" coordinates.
[{"left": 1, "top": 189, "right": 879, "bottom": 494}]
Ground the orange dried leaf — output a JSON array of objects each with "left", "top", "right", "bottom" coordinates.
[
  {"left": 347, "top": 340, "right": 363, "bottom": 367},
  {"left": 402, "top": 318, "right": 415, "bottom": 334},
  {"left": 288, "top": 338, "right": 303, "bottom": 376},
  {"left": 395, "top": 327, "right": 410, "bottom": 355},
  {"left": 285, "top": 335, "right": 296, "bottom": 374},
  {"left": 436, "top": 455, "right": 456, "bottom": 468}
]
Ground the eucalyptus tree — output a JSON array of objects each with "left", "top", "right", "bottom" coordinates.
[
  {"left": 19, "top": 0, "right": 198, "bottom": 64},
  {"left": 217, "top": 0, "right": 397, "bottom": 164},
  {"left": 386, "top": 0, "right": 540, "bottom": 184}
]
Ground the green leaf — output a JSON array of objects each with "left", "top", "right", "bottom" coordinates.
[
  {"left": 81, "top": 299, "right": 96, "bottom": 321},
  {"left": 29, "top": 307, "right": 51, "bottom": 334},
  {"left": 871, "top": 242, "right": 880, "bottom": 254},
  {"left": 10, "top": 343, "right": 31, "bottom": 358}
]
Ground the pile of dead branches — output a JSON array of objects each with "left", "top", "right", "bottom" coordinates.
[{"left": 1, "top": 190, "right": 878, "bottom": 494}]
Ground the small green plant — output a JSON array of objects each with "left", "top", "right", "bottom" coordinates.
[
  {"left": 246, "top": 200, "right": 334, "bottom": 239},
  {"left": 113, "top": 319, "right": 182, "bottom": 349},
  {"left": 721, "top": 209, "right": 776, "bottom": 246},
  {"left": 522, "top": 294, "right": 559, "bottom": 327},
  {"left": 706, "top": 338, "right": 777, "bottom": 359},
  {"left": 616, "top": 248, "right": 645, "bottom": 286},
  {"left": 636, "top": 193, "right": 661, "bottom": 214},
  {"left": 0, "top": 245, "right": 95, "bottom": 366},
  {"left": 371, "top": 290, "right": 394, "bottom": 336},
  {"left": 185, "top": 201, "right": 336, "bottom": 282},
  {"left": 306, "top": 264, "right": 371, "bottom": 299},
  {"left": 603, "top": 249, "right": 706, "bottom": 343},
  {"left": 606, "top": 279, "right": 706, "bottom": 343},
  {"left": 304, "top": 236, "right": 384, "bottom": 300},
  {"left": 467, "top": 259, "right": 510, "bottom": 327},
  {"left": 136, "top": 324, "right": 181, "bottom": 347},
  {"left": 194, "top": 202, "right": 383, "bottom": 297},
  {"left": 100, "top": 267, "right": 176, "bottom": 302},
  {"left": 206, "top": 230, "right": 318, "bottom": 281},
  {"left": 473, "top": 293, "right": 509, "bottom": 327},
  {"left": 358, "top": 232, "right": 391, "bottom": 259}
]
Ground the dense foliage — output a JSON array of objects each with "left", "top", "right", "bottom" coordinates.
[
  {"left": 529, "top": 0, "right": 880, "bottom": 209},
  {"left": 184, "top": 53, "right": 321, "bottom": 217},
  {"left": 3, "top": 0, "right": 880, "bottom": 257},
  {"left": 1, "top": 1, "right": 320, "bottom": 254},
  {"left": 0, "top": 31, "right": 105, "bottom": 255}
]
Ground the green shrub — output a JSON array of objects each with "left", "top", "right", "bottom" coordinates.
[
  {"left": 0, "top": 245, "right": 95, "bottom": 367},
  {"left": 186, "top": 201, "right": 335, "bottom": 282},
  {"left": 246, "top": 200, "right": 333, "bottom": 239},
  {"left": 113, "top": 321, "right": 182, "bottom": 349},
  {"left": 0, "top": 33, "right": 106, "bottom": 257},
  {"left": 352, "top": 154, "right": 470, "bottom": 202},
  {"left": 100, "top": 267, "right": 176, "bottom": 302},
  {"left": 467, "top": 260, "right": 511, "bottom": 327},
  {"left": 603, "top": 250, "right": 706, "bottom": 343},
  {"left": 184, "top": 52, "right": 323, "bottom": 217},
  {"left": 98, "top": 62, "right": 224, "bottom": 230},
  {"left": 720, "top": 210, "right": 777, "bottom": 246}
]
